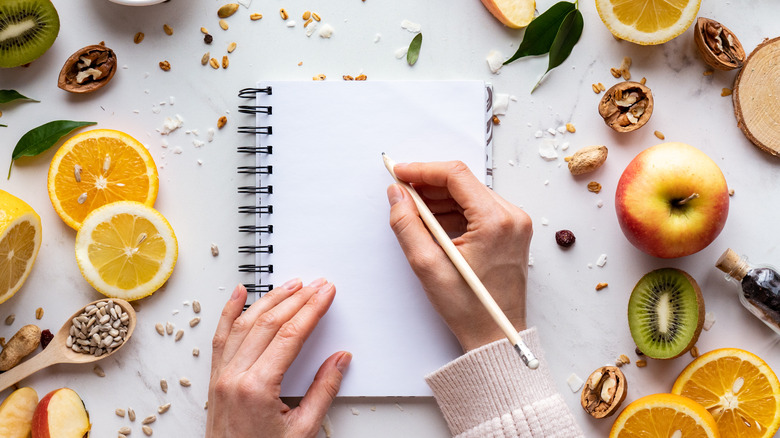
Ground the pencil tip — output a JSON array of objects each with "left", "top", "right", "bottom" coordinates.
[{"left": 381, "top": 152, "right": 386, "bottom": 156}]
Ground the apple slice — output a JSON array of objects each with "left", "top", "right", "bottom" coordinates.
[
  {"left": 0, "top": 387, "right": 39, "bottom": 438},
  {"left": 480, "top": 0, "right": 535, "bottom": 28},
  {"left": 32, "top": 388, "right": 90, "bottom": 438}
]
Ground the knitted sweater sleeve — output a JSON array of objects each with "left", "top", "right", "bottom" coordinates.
[{"left": 425, "top": 327, "right": 585, "bottom": 438}]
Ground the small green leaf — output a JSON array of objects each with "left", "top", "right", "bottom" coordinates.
[
  {"left": 532, "top": 9, "right": 583, "bottom": 93},
  {"left": 0, "top": 89, "right": 38, "bottom": 104},
  {"left": 0, "top": 124, "right": 6, "bottom": 128},
  {"left": 407, "top": 33, "right": 422, "bottom": 66},
  {"left": 504, "top": 1, "right": 576, "bottom": 65},
  {"left": 8, "top": 120, "right": 96, "bottom": 179}
]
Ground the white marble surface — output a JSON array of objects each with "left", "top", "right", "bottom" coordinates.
[{"left": 0, "top": 0, "right": 779, "bottom": 436}]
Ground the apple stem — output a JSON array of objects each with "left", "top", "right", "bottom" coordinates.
[{"left": 675, "top": 193, "right": 700, "bottom": 206}]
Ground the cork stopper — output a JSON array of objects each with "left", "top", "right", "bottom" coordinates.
[{"left": 716, "top": 248, "right": 750, "bottom": 280}]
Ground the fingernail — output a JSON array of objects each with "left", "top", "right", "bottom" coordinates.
[
  {"left": 318, "top": 282, "right": 334, "bottom": 294},
  {"left": 230, "top": 285, "right": 242, "bottom": 301},
  {"left": 308, "top": 278, "right": 327, "bottom": 288},
  {"left": 387, "top": 184, "right": 403, "bottom": 206},
  {"left": 281, "top": 278, "right": 301, "bottom": 291},
  {"left": 336, "top": 352, "right": 352, "bottom": 373}
]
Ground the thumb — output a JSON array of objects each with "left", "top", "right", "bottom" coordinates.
[
  {"left": 293, "top": 351, "right": 351, "bottom": 436},
  {"left": 387, "top": 184, "right": 442, "bottom": 268}
]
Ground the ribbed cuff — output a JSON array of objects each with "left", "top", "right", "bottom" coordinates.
[{"left": 425, "top": 327, "right": 559, "bottom": 436}]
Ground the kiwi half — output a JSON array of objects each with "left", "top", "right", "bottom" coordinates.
[
  {"left": 628, "top": 268, "right": 705, "bottom": 360},
  {"left": 0, "top": 0, "right": 60, "bottom": 68}
]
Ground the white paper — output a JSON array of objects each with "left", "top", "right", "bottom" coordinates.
[{"left": 247, "top": 81, "right": 489, "bottom": 396}]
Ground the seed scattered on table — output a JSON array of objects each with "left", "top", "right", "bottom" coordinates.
[
  {"left": 119, "top": 433, "right": 128, "bottom": 438},
  {"left": 93, "top": 365, "right": 105, "bottom": 377},
  {"left": 134, "top": 32, "right": 144, "bottom": 44},
  {"left": 209, "top": 58, "right": 219, "bottom": 69},
  {"left": 279, "top": 8, "right": 288, "bottom": 20},
  {"left": 721, "top": 87, "right": 733, "bottom": 97},
  {"left": 180, "top": 377, "right": 191, "bottom": 387},
  {"left": 636, "top": 359, "right": 647, "bottom": 368},
  {"left": 201, "top": 52, "right": 210, "bottom": 66},
  {"left": 119, "top": 426, "right": 131, "bottom": 434},
  {"left": 165, "top": 322, "right": 173, "bottom": 335},
  {"left": 35, "top": 307, "right": 44, "bottom": 320},
  {"left": 175, "top": 329, "right": 184, "bottom": 341},
  {"left": 250, "top": 13, "right": 263, "bottom": 20},
  {"left": 142, "top": 415, "right": 156, "bottom": 425},
  {"left": 193, "top": 347, "right": 200, "bottom": 357},
  {"left": 690, "top": 346, "right": 700, "bottom": 357},
  {"left": 158, "top": 403, "right": 171, "bottom": 414},
  {"left": 218, "top": 3, "right": 239, "bottom": 18},
  {"left": 5, "top": 314, "right": 14, "bottom": 325},
  {"left": 219, "top": 19, "right": 229, "bottom": 30},
  {"left": 115, "top": 408, "right": 126, "bottom": 417},
  {"left": 128, "top": 407, "right": 136, "bottom": 421},
  {"left": 163, "top": 24, "right": 173, "bottom": 36},
  {"left": 159, "top": 61, "right": 171, "bottom": 71},
  {"left": 217, "top": 116, "right": 227, "bottom": 129},
  {"left": 227, "top": 42, "right": 237, "bottom": 53},
  {"left": 193, "top": 300, "right": 201, "bottom": 314},
  {"left": 142, "top": 425, "right": 153, "bottom": 436},
  {"left": 654, "top": 130, "right": 665, "bottom": 140},
  {"left": 161, "top": 379, "right": 168, "bottom": 393},
  {"left": 189, "top": 317, "right": 201, "bottom": 328},
  {"left": 595, "top": 282, "right": 608, "bottom": 291},
  {"left": 222, "top": 55, "right": 229, "bottom": 69}
]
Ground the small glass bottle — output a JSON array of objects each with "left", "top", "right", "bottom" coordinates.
[{"left": 716, "top": 248, "right": 780, "bottom": 336}]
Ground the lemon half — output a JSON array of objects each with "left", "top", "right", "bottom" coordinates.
[
  {"left": 596, "top": 0, "right": 701, "bottom": 45},
  {"left": 0, "top": 191, "right": 42, "bottom": 304}
]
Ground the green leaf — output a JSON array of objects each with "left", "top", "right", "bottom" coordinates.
[
  {"left": 8, "top": 120, "right": 96, "bottom": 179},
  {"left": 407, "top": 33, "right": 422, "bottom": 66},
  {"left": 0, "top": 89, "right": 38, "bottom": 104},
  {"left": 532, "top": 9, "right": 583, "bottom": 93},
  {"left": 0, "top": 124, "right": 6, "bottom": 128},
  {"left": 504, "top": 1, "right": 576, "bottom": 65}
]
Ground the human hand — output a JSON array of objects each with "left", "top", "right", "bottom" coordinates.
[
  {"left": 206, "top": 279, "right": 352, "bottom": 438},
  {"left": 387, "top": 161, "right": 532, "bottom": 352}
]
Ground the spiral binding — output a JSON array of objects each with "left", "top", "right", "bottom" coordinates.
[{"left": 238, "top": 86, "right": 275, "bottom": 297}]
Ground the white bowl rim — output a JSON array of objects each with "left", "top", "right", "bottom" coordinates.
[{"left": 108, "top": 0, "right": 167, "bottom": 5}]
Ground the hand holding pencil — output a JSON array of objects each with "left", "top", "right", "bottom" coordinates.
[{"left": 384, "top": 157, "right": 538, "bottom": 369}]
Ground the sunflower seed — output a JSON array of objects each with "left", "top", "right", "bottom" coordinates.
[
  {"left": 192, "top": 300, "right": 201, "bottom": 313},
  {"left": 128, "top": 408, "right": 136, "bottom": 421},
  {"left": 201, "top": 52, "right": 210, "bottom": 66},
  {"left": 160, "top": 379, "right": 168, "bottom": 393},
  {"left": 163, "top": 24, "right": 173, "bottom": 35},
  {"left": 158, "top": 403, "right": 171, "bottom": 414},
  {"left": 227, "top": 42, "right": 237, "bottom": 53},
  {"left": 119, "top": 426, "right": 131, "bottom": 434},
  {"left": 219, "top": 19, "right": 229, "bottom": 30},
  {"left": 74, "top": 164, "right": 82, "bottom": 182},
  {"left": 35, "top": 307, "right": 43, "bottom": 319},
  {"left": 192, "top": 347, "right": 200, "bottom": 357},
  {"left": 119, "top": 434, "right": 128, "bottom": 438},
  {"left": 134, "top": 32, "right": 144, "bottom": 44},
  {"left": 142, "top": 415, "right": 156, "bottom": 425},
  {"left": 4, "top": 314, "right": 14, "bottom": 325},
  {"left": 93, "top": 365, "right": 106, "bottom": 377},
  {"left": 189, "top": 317, "right": 200, "bottom": 328},
  {"left": 115, "top": 408, "right": 126, "bottom": 417},
  {"left": 180, "top": 377, "right": 191, "bottom": 387},
  {"left": 165, "top": 322, "right": 173, "bottom": 335},
  {"left": 175, "top": 329, "right": 184, "bottom": 341},
  {"left": 142, "top": 425, "right": 153, "bottom": 436}
]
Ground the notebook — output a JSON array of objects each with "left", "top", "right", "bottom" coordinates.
[{"left": 237, "top": 80, "right": 493, "bottom": 396}]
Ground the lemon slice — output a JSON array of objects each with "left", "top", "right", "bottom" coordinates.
[
  {"left": 0, "top": 191, "right": 42, "bottom": 304},
  {"left": 595, "top": 0, "right": 701, "bottom": 45},
  {"left": 75, "top": 201, "right": 177, "bottom": 300},
  {"left": 48, "top": 129, "right": 159, "bottom": 230}
]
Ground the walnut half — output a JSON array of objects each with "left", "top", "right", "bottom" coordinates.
[
  {"left": 580, "top": 366, "right": 627, "bottom": 419},
  {"left": 694, "top": 17, "right": 745, "bottom": 71},
  {"left": 598, "top": 82, "right": 653, "bottom": 133},
  {"left": 58, "top": 43, "right": 117, "bottom": 94}
]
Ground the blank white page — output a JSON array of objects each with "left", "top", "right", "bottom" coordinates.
[{"left": 248, "top": 80, "right": 490, "bottom": 396}]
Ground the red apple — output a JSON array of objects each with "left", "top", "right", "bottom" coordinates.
[
  {"left": 31, "top": 388, "right": 90, "bottom": 438},
  {"left": 0, "top": 387, "right": 39, "bottom": 438},
  {"left": 480, "top": 0, "right": 535, "bottom": 28},
  {"left": 615, "top": 142, "right": 729, "bottom": 258}
]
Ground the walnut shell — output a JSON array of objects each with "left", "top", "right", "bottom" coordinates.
[
  {"left": 58, "top": 43, "right": 117, "bottom": 94},
  {"left": 580, "top": 366, "right": 627, "bottom": 419},
  {"left": 598, "top": 82, "right": 653, "bottom": 133},
  {"left": 567, "top": 145, "right": 608, "bottom": 175},
  {"left": 694, "top": 17, "right": 745, "bottom": 71}
]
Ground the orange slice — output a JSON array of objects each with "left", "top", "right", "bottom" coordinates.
[
  {"left": 48, "top": 129, "right": 158, "bottom": 230},
  {"left": 75, "top": 201, "right": 177, "bottom": 301},
  {"left": 0, "top": 190, "right": 42, "bottom": 304},
  {"left": 672, "top": 348, "right": 780, "bottom": 438},
  {"left": 595, "top": 0, "right": 701, "bottom": 45},
  {"left": 610, "top": 393, "right": 720, "bottom": 437}
]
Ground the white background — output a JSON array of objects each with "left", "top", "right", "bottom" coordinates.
[{"left": 1, "top": 0, "right": 779, "bottom": 436}]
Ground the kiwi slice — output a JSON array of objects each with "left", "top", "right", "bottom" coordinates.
[
  {"left": 628, "top": 268, "right": 705, "bottom": 360},
  {"left": 0, "top": 0, "right": 60, "bottom": 68}
]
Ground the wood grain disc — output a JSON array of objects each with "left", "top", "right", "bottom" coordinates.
[{"left": 733, "top": 37, "right": 780, "bottom": 157}]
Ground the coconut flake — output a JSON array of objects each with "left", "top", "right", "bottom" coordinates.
[
  {"left": 493, "top": 93, "right": 510, "bottom": 115},
  {"left": 400, "top": 19, "right": 421, "bottom": 33},
  {"left": 374, "top": 33, "right": 381, "bottom": 43},
  {"left": 319, "top": 24, "right": 334, "bottom": 38},
  {"left": 538, "top": 140, "right": 558, "bottom": 161},
  {"left": 161, "top": 115, "right": 184, "bottom": 135},
  {"left": 596, "top": 254, "right": 607, "bottom": 267},
  {"left": 567, "top": 373, "right": 584, "bottom": 392},
  {"left": 486, "top": 50, "right": 504, "bottom": 74},
  {"left": 703, "top": 312, "right": 716, "bottom": 331},
  {"left": 394, "top": 48, "right": 408, "bottom": 59}
]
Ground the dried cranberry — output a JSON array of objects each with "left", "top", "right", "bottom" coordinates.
[
  {"left": 40, "top": 329, "right": 54, "bottom": 349},
  {"left": 555, "top": 230, "right": 576, "bottom": 247}
]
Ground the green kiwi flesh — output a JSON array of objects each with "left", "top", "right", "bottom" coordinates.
[
  {"left": 628, "top": 268, "right": 704, "bottom": 360},
  {"left": 0, "top": 0, "right": 60, "bottom": 68}
]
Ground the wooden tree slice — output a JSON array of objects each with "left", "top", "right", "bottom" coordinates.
[{"left": 733, "top": 37, "right": 780, "bottom": 157}]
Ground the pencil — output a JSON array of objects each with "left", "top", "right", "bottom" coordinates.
[{"left": 382, "top": 153, "right": 539, "bottom": 370}]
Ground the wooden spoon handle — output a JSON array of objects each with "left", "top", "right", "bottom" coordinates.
[{"left": 0, "top": 346, "right": 61, "bottom": 393}]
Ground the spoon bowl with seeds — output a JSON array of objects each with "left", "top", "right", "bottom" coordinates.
[{"left": 0, "top": 298, "right": 136, "bottom": 393}]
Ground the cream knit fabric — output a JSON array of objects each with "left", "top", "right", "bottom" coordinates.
[{"left": 425, "top": 327, "right": 584, "bottom": 437}]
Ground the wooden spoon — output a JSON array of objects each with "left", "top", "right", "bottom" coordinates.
[{"left": 0, "top": 298, "right": 136, "bottom": 392}]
